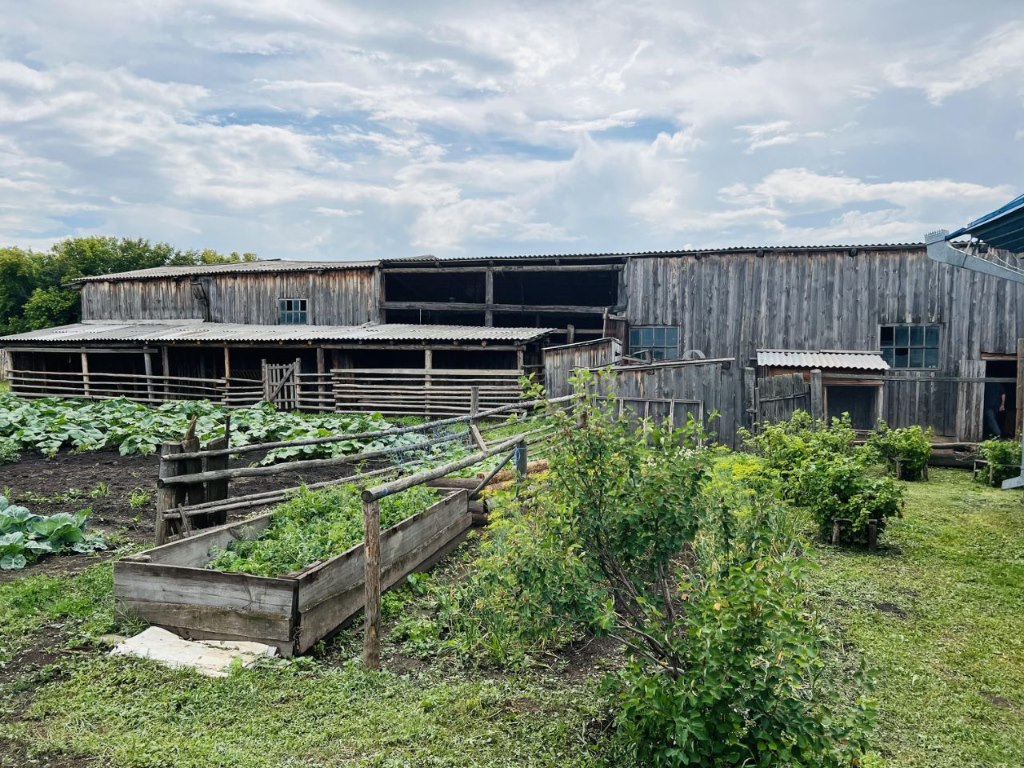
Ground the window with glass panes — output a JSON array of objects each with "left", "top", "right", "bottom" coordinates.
[
  {"left": 879, "top": 324, "right": 939, "bottom": 369},
  {"left": 278, "top": 298, "right": 308, "bottom": 324},
  {"left": 628, "top": 326, "right": 679, "bottom": 361}
]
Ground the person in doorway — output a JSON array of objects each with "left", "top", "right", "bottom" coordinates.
[{"left": 984, "top": 383, "right": 1007, "bottom": 438}]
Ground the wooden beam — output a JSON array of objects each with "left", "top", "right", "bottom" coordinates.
[
  {"left": 380, "top": 301, "right": 611, "bottom": 314},
  {"left": 1017, "top": 338, "right": 1024, "bottom": 438},
  {"left": 383, "top": 264, "right": 624, "bottom": 274},
  {"left": 80, "top": 351, "right": 90, "bottom": 397},
  {"left": 143, "top": 351, "right": 155, "bottom": 405},
  {"left": 362, "top": 499, "right": 381, "bottom": 670}
]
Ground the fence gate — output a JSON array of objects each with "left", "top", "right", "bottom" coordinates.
[
  {"left": 753, "top": 372, "right": 811, "bottom": 429},
  {"left": 262, "top": 359, "right": 301, "bottom": 410}
]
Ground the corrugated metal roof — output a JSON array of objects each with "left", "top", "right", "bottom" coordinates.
[
  {"left": 757, "top": 349, "right": 890, "bottom": 371},
  {"left": 382, "top": 243, "right": 925, "bottom": 265},
  {"left": 71, "top": 259, "right": 379, "bottom": 283},
  {"left": 70, "top": 244, "right": 928, "bottom": 283},
  {"left": 946, "top": 193, "right": 1024, "bottom": 255},
  {"left": 0, "top": 321, "right": 554, "bottom": 345}
]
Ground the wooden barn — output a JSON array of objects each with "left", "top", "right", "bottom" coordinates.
[{"left": 3, "top": 242, "right": 1024, "bottom": 442}]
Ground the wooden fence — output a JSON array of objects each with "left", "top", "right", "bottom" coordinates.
[
  {"left": 331, "top": 368, "right": 524, "bottom": 417},
  {"left": 7, "top": 368, "right": 263, "bottom": 406}
]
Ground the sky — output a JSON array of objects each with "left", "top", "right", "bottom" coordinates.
[{"left": 0, "top": 0, "right": 1021, "bottom": 261}]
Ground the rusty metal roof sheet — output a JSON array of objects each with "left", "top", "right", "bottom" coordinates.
[
  {"left": 0, "top": 321, "right": 554, "bottom": 345},
  {"left": 756, "top": 349, "right": 890, "bottom": 371},
  {"left": 71, "top": 259, "right": 379, "bottom": 283}
]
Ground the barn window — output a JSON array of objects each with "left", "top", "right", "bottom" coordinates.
[
  {"left": 629, "top": 326, "right": 679, "bottom": 361},
  {"left": 278, "top": 298, "right": 308, "bottom": 324},
  {"left": 880, "top": 324, "right": 939, "bottom": 369}
]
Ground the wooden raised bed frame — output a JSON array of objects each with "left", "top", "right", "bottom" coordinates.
[{"left": 114, "top": 489, "right": 470, "bottom": 656}]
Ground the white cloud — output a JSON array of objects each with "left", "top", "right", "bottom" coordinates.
[
  {"left": 0, "top": 1, "right": 1019, "bottom": 257},
  {"left": 885, "top": 20, "right": 1024, "bottom": 104}
]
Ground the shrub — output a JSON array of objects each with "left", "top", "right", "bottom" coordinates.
[
  {"left": 976, "top": 438, "right": 1022, "bottom": 487},
  {"left": 437, "top": 376, "right": 875, "bottom": 764},
  {"left": 613, "top": 552, "right": 874, "bottom": 768},
  {"left": 866, "top": 422, "right": 932, "bottom": 480},
  {"left": 744, "top": 411, "right": 903, "bottom": 546}
]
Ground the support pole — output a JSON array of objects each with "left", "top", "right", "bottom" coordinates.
[
  {"left": 143, "top": 350, "right": 155, "bottom": 405},
  {"left": 80, "top": 351, "right": 90, "bottom": 398},
  {"left": 484, "top": 269, "right": 494, "bottom": 326},
  {"left": 362, "top": 499, "right": 382, "bottom": 670},
  {"left": 514, "top": 439, "right": 528, "bottom": 496},
  {"left": 156, "top": 442, "right": 182, "bottom": 545},
  {"left": 161, "top": 346, "right": 170, "bottom": 398},
  {"left": 810, "top": 369, "right": 824, "bottom": 422}
]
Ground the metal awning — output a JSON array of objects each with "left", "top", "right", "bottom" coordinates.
[
  {"left": 757, "top": 349, "right": 889, "bottom": 371},
  {"left": 946, "top": 193, "right": 1024, "bottom": 254}
]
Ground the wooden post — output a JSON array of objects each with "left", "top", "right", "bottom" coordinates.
[
  {"left": 1016, "top": 338, "right": 1024, "bottom": 438},
  {"left": 515, "top": 439, "right": 528, "bottom": 496},
  {"left": 470, "top": 385, "right": 479, "bottom": 418},
  {"left": 143, "top": 349, "right": 155, "bottom": 405},
  {"left": 831, "top": 520, "right": 841, "bottom": 546},
  {"left": 362, "top": 498, "right": 382, "bottom": 670},
  {"left": 261, "top": 359, "right": 270, "bottom": 402},
  {"left": 316, "top": 346, "right": 327, "bottom": 410},
  {"left": 484, "top": 269, "right": 494, "bottom": 326},
  {"left": 424, "top": 349, "right": 433, "bottom": 420},
  {"left": 516, "top": 348, "right": 525, "bottom": 372},
  {"left": 80, "top": 351, "right": 90, "bottom": 398},
  {"left": 810, "top": 369, "right": 824, "bottom": 422},
  {"left": 867, "top": 520, "right": 878, "bottom": 550},
  {"left": 156, "top": 442, "right": 183, "bottom": 545},
  {"left": 566, "top": 324, "right": 575, "bottom": 344},
  {"left": 161, "top": 346, "right": 171, "bottom": 398}
]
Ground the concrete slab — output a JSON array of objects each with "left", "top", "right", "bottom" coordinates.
[{"left": 110, "top": 627, "right": 277, "bottom": 677}]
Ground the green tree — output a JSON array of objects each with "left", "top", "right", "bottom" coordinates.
[{"left": 0, "top": 237, "right": 257, "bottom": 332}]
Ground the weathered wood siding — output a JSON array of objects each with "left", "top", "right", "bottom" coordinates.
[
  {"left": 624, "top": 247, "right": 1024, "bottom": 436},
  {"left": 544, "top": 338, "right": 622, "bottom": 397},
  {"left": 81, "top": 269, "right": 380, "bottom": 325},
  {"left": 601, "top": 359, "right": 740, "bottom": 446}
]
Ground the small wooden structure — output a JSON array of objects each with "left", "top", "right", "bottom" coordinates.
[{"left": 115, "top": 489, "right": 470, "bottom": 656}]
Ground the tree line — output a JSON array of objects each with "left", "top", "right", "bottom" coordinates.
[{"left": 0, "top": 237, "right": 256, "bottom": 335}]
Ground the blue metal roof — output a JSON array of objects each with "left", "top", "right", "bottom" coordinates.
[{"left": 946, "top": 193, "right": 1024, "bottom": 254}]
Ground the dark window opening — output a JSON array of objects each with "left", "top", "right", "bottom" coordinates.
[
  {"left": 880, "top": 323, "right": 939, "bottom": 369},
  {"left": 629, "top": 326, "right": 679, "bottom": 361},
  {"left": 492, "top": 311, "right": 605, "bottom": 341},
  {"left": 385, "top": 272, "right": 485, "bottom": 303},
  {"left": 278, "top": 298, "right": 308, "bottom": 324},
  {"left": 826, "top": 385, "right": 878, "bottom": 430},
  {"left": 432, "top": 349, "right": 520, "bottom": 370},
  {"left": 492, "top": 270, "right": 618, "bottom": 307},
  {"left": 386, "top": 309, "right": 487, "bottom": 325}
]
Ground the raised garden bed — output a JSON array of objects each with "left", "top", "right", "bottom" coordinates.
[{"left": 113, "top": 489, "right": 469, "bottom": 655}]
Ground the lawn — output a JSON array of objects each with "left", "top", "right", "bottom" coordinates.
[
  {"left": 0, "top": 468, "right": 1021, "bottom": 766},
  {"left": 813, "top": 469, "right": 1024, "bottom": 768}
]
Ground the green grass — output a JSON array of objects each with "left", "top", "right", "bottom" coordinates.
[
  {"left": 812, "top": 469, "right": 1024, "bottom": 767},
  {"left": 2, "top": 468, "right": 1022, "bottom": 766},
  {"left": 4, "top": 660, "right": 604, "bottom": 767}
]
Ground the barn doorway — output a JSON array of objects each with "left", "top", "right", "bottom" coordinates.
[
  {"left": 983, "top": 359, "right": 1017, "bottom": 439},
  {"left": 825, "top": 385, "right": 880, "bottom": 430}
]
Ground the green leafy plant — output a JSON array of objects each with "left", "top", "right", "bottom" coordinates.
[
  {"left": 128, "top": 489, "right": 151, "bottom": 510},
  {"left": 0, "top": 496, "right": 106, "bottom": 570},
  {"left": 744, "top": 411, "right": 903, "bottom": 546},
  {"left": 88, "top": 482, "right": 110, "bottom": 499},
  {"left": 0, "top": 436, "right": 20, "bottom": 464},
  {"left": 866, "top": 422, "right": 933, "bottom": 480},
  {"left": 976, "top": 438, "right": 1021, "bottom": 487},
  {"left": 206, "top": 484, "right": 439, "bottom": 577},
  {"left": 0, "top": 392, "right": 423, "bottom": 461}
]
